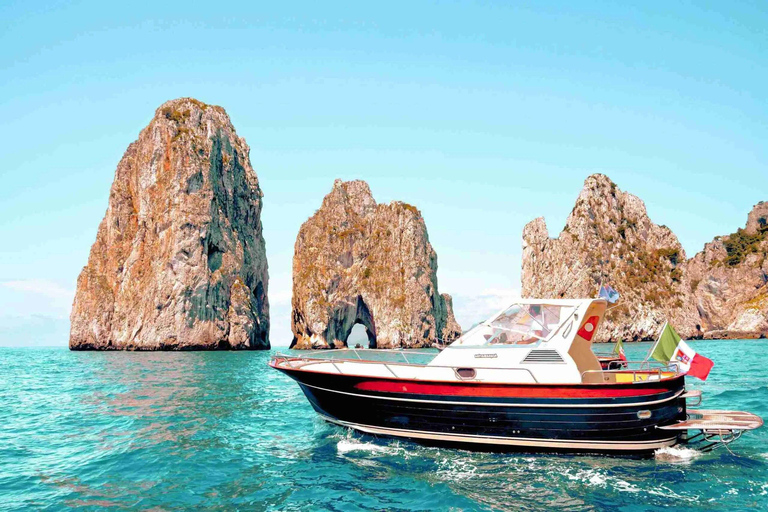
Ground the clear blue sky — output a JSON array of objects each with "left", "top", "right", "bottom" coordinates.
[{"left": 1, "top": 1, "right": 766, "bottom": 346}]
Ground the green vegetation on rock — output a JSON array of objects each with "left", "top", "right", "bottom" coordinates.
[{"left": 723, "top": 228, "right": 767, "bottom": 266}]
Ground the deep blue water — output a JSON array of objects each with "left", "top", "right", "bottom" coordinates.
[{"left": 1, "top": 340, "right": 767, "bottom": 511}]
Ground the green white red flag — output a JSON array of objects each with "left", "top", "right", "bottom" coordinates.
[
  {"left": 650, "top": 323, "right": 714, "bottom": 380},
  {"left": 612, "top": 339, "right": 627, "bottom": 362}
]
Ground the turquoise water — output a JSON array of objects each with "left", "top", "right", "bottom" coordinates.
[{"left": 1, "top": 340, "right": 767, "bottom": 511}]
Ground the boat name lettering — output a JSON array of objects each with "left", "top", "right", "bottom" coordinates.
[{"left": 474, "top": 353, "right": 498, "bottom": 359}]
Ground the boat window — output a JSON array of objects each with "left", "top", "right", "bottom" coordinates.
[
  {"left": 450, "top": 303, "right": 575, "bottom": 346},
  {"left": 487, "top": 304, "right": 574, "bottom": 344}
]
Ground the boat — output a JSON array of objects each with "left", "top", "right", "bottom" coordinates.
[
  {"left": 595, "top": 354, "right": 626, "bottom": 370},
  {"left": 270, "top": 298, "right": 762, "bottom": 454},
  {"left": 594, "top": 349, "right": 627, "bottom": 370}
]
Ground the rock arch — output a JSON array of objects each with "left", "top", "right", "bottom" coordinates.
[
  {"left": 292, "top": 295, "right": 377, "bottom": 349},
  {"left": 290, "top": 179, "right": 461, "bottom": 349},
  {"left": 336, "top": 296, "right": 376, "bottom": 348}
]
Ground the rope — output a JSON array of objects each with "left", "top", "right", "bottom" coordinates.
[{"left": 720, "top": 431, "right": 736, "bottom": 456}]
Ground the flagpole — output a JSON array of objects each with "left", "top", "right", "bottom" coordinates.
[{"left": 643, "top": 320, "right": 667, "bottom": 366}]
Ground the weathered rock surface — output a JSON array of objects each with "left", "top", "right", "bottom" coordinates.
[
  {"left": 686, "top": 202, "right": 768, "bottom": 336},
  {"left": 291, "top": 180, "right": 461, "bottom": 349},
  {"left": 70, "top": 98, "right": 269, "bottom": 350},
  {"left": 522, "top": 175, "right": 768, "bottom": 341},
  {"left": 522, "top": 174, "right": 700, "bottom": 341}
]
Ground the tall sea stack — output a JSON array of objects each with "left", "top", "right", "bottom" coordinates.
[
  {"left": 70, "top": 98, "right": 270, "bottom": 350},
  {"left": 521, "top": 174, "right": 767, "bottom": 341},
  {"left": 291, "top": 179, "right": 461, "bottom": 349}
]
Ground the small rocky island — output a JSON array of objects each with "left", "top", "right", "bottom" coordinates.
[
  {"left": 291, "top": 180, "right": 461, "bottom": 349},
  {"left": 70, "top": 98, "right": 270, "bottom": 350},
  {"left": 522, "top": 174, "right": 767, "bottom": 341}
]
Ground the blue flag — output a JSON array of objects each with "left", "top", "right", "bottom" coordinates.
[{"left": 599, "top": 285, "right": 620, "bottom": 304}]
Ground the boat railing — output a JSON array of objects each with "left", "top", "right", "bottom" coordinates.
[
  {"left": 272, "top": 351, "right": 540, "bottom": 383},
  {"left": 609, "top": 360, "right": 682, "bottom": 372},
  {"left": 581, "top": 360, "right": 682, "bottom": 383},
  {"left": 276, "top": 348, "right": 437, "bottom": 366}
]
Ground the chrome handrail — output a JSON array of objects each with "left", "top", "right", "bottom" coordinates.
[
  {"left": 581, "top": 362, "right": 682, "bottom": 383},
  {"left": 593, "top": 351, "right": 619, "bottom": 357},
  {"left": 601, "top": 359, "right": 680, "bottom": 370},
  {"left": 274, "top": 350, "right": 435, "bottom": 365},
  {"left": 272, "top": 352, "right": 540, "bottom": 383}
]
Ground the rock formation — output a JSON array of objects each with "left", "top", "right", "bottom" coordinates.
[
  {"left": 522, "top": 174, "right": 767, "bottom": 341},
  {"left": 70, "top": 98, "right": 269, "bottom": 350},
  {"left": 522, "top": 174, "right": 700, "bottom": 340},
  {"left": 291, "top": 179, "right": 461, "bottom": 349},
  {"left": 686, "top": 202, "right": 768, "bottom": 338}
]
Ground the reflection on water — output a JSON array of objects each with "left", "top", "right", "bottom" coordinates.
[{"left": 0, "top": 341, "right": 767, "bottom": 511}]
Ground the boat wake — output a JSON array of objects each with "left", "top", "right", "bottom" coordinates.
[
  {"left": 336, "top": 438, "right": 402, "bottom": 456},
  {"left": 654, "top": 445, "right": 701, "bottom": 463}
]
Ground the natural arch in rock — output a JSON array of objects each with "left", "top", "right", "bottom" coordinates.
[
  {"left": 347, "top": 323, "right": 374, "bottom": 349},
  {"left": 290, "top": 179, "right": 462, "bottom": 349},
  {"left": 327, "top": 296, "right": 376, "bottom": 348}
]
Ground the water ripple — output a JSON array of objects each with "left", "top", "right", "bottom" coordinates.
[{"left": 0, "top": 343, "right": 766, "bottom": 511}]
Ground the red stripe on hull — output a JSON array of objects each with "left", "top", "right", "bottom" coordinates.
[{"left": 355, "top": 380, "right": 669, "bottom": 398}]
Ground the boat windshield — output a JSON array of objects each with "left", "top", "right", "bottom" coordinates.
[{"left": 452, "top": 303, "right": 575, "bottom": 346}]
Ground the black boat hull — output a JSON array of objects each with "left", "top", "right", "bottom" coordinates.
[{"left": 274, "top": 363, "right": 687, "bottom": 454}]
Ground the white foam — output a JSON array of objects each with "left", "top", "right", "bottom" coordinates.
[
  {"left": 647, "top": 484, "right": 699, "bottom": 502},
  {"left": 562, "top": 468, "right": 643, "bottom": 494},
  {"left": 613, "top": 479, "right": 641, "bottom": 493},
  {"left": 562, "top": 468, "right": 608, "bottom": 488},
  {"left": 435, "top": 456, "right": 479, "bottom": 481},
  {"left": 586, "top": 471, "right": 607, "bottom": 486},
  {"left": 654, "top": 445, "right": 702, "bottom": 463},
  {"left": 336, "top": 439, "right": 392, "bottom": 454}
]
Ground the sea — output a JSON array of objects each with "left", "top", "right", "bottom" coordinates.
[{"left": 1, "top": 340, "right": 767, "bottom": 511}]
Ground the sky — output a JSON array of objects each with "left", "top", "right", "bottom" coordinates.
[{"left": 0, "top": 1, "right": 766, "bottom": 347}]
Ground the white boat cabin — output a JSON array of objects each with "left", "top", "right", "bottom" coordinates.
[
  {"left": 429, "top": 298, "right": 607, "bottom": 383},
  {"left": 275, "top": 298, "right": 652, "bottom": 385}
]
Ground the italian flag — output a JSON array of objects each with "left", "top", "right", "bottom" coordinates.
[
  {"left": 650, "top": 323, "right": 714, "bottom": 380},
  {"left": 612, "top": 339, "right": 627, "bottom": 362}
]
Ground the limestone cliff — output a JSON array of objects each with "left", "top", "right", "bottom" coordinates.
[
  {"left": 291, "top": 180, "right": 461, "bottom": 349},
  {"left": 522, "top": 174, "right": 767, "bottom": 341},
  {"left": 686, "top": 202, "right": 768, "bottom": 338},
  {"left": 70, "top": 98, "right": 269, "bottom": 350},
  {"left": 522, "top": 174, "right": 700, "bottom": 341}
]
